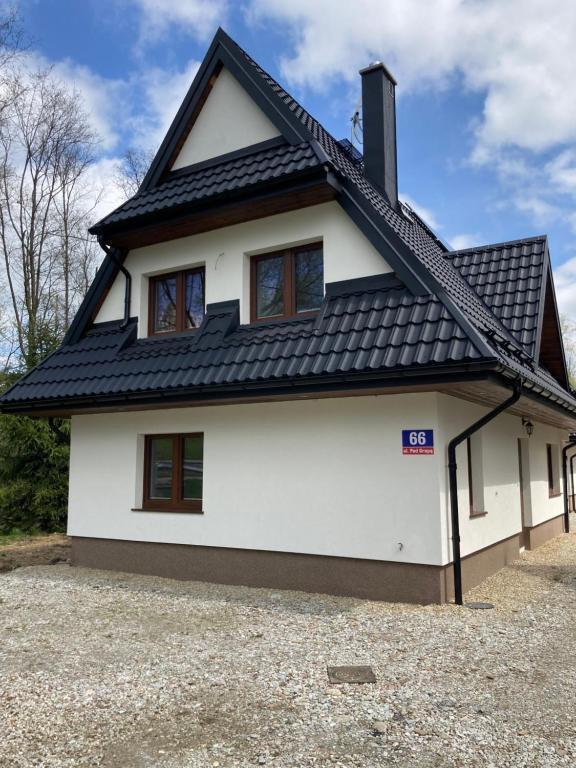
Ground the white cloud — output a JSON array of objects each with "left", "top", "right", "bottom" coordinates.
[
  {"left": 400, "top": 193, "right": 440, "bottom": 229},
  {"left": 134, "top": 59, "right": 201, "bottom": 150},
  {"left": 49, "top": 60, "right": 128, "bottom": 151},
  {"left": 82, "top": 157, "right": 128, "bottom": 225},
  {"left": 554, "top": 256, "right": 576, "bottom": 318},
  {"left": 247, "top": 0, "right": 576, "bottom": 160},
  {"left": 14, "top": 51, "right": 127, "bottom": 152},
  {"left": 127, "top": 0, "right": 227, "bottom": 46},
  {"left": 546, "top": 150, "right": 576, "bottom": 197},
  {"left": 449, "top": 234, "right": 481, "bottom": 251}
]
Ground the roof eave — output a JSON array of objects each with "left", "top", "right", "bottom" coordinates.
[{"left": 0, "top": 359, "right": 505, "bottom": 417}]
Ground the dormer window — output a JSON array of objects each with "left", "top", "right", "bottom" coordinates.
[
  {"left": 250, "top": 243, "right": 323, "bottom": 322},
  {"left": 149, "top": 267, "right": 205, "bottom": 335}
]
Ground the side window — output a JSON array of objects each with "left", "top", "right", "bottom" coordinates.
[
  {"left": 251, "top": 243, "right": 323, "bottom": 321},
  {"left": 149, "top": 268, "right": 205, "bottom": 335},
  {"left": 467, "top": 434, "right": 485, "bottom": 516},
  {"left": 143, "top": 434, "right": 204, "bottom": 512},
  {"left": 547, "top": 443, "right": 561, "bottom": 497}
]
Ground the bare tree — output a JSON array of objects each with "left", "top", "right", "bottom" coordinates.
[
  {"left": 114, "top": 147, "right": 154, "bottom": 199},
  {"left": 0, "top": 69, "right": 99, "bottom": 369},
  {"left": 0, "top": 6, "right": 25, "bottom": 68},
  {"left": 561, "top": 315, "right": 576, "bottom": 389}
]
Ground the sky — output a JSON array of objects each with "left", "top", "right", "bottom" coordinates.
[{"left": 13, "top": 0, "right": 576, "bottom": 317}]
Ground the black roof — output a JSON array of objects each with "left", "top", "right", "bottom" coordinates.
[
  {"left": 0, "top": 275, "right": 487, "bottom": 408},
  {"left": 1, "top": 30, "right": 574, "bottom": 420},
  {"left": 92, "top": 139, "right": 322, "bottom": 232},
  {"left": 446, "top": 236, "right": 547, "bottom": 358}
]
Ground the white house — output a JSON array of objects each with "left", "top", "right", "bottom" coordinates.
[{"left": 2, "top": 29, "right": 575, "bottom": 604}]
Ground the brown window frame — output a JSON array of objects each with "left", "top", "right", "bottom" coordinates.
[
  {"left": 467, "top": 436, "right": 487, "bottom": 517},
  {"left": 547, "top": 443, "right": 561, "bottom": 497},
  {"left": 148, "top": 267, "right": 205, "bottom": 336},
  {"left": 142, "top": 433, "right": 204, "bottom": 513},
  {"left": 250, "top": 242, "right": 323, "bottom": 322}
]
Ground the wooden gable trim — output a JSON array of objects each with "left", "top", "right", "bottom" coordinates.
[
  {"left": 141, "top": 29, "right": 307, "bottom": 192},
  {"left": 104, "top": 177, "right": 337, "bottom": 250},
  {"left": 163, "top": 61, "right": 223, "bottom": 179},
  {"left": 538, "top": 267, "right": 569, "bottom": 389}
]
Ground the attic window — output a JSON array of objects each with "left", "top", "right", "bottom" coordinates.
[
  {"left": 250, "top": 243, "right": 323, "bottom": 321},
  {"left": 149, "top": 267, "right": 205, "bottom": 335}
]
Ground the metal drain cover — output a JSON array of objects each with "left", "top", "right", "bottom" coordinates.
[
  {"left": 465, "top": 601, "right": 495, "bottom": 610},
  {"left": 327, "top": 665, "right": 376, "bottom": 684}
]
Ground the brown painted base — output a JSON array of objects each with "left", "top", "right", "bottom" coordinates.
[
  {"left": 441, "top": 534, "right": 520, "bottom": 603},
  {"left": 71, "top": 519, "right": 567, "bottom": 606},
  {"left": 525, "top": 513, "right": 565, "bottom": 550},
  {"left": 71, "top": 537, "right": 444, "bottom": 604}
]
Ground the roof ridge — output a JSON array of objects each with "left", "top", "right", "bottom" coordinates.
[{"left": 447, "top": 234, "right": 547, "bottom": 256}]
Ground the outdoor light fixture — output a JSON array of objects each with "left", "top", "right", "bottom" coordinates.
[{"left": 522, "top": 418, "right": 534, "bottom": 437}]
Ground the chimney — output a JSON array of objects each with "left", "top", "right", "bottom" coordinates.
[{"left": 359, "top": 61, "right": 398, "bottom": 210}]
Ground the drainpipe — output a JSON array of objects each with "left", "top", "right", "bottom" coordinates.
[
  {"left": 570, "top": 453, "right": 576, "bottom": 513},
  {"left": 561, "top": 435, "right": 576, "bottom": 533},
  {"left": 97, "top": 236, "right": 131, "bottom": 329},
  {"left": 448, "top": 383, "right": 521, "bottom": 606}
]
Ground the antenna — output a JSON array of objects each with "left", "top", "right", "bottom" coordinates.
[{"left": 350, "top": 96, "right": 363, "bottom": 148}]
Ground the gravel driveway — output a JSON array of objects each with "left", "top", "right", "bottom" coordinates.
[{"left": 1, "top": 533, "right": 575, "bottom": 768}]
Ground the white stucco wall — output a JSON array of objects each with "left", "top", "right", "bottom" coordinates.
[
  {"left": 95, "top": 202, "right": 392, "bottom": 333},
  {"left": 172, "top": 68, "right": 280, "bottom": 170},
  {"left": 436, "top": 394, "right": 565, "bottom": 561},
  {"left": 525, "top": 422, "right": 564, "bottom": 527},
  {"left": 68, "top": 394, "right": 444, "bottom": 565}
]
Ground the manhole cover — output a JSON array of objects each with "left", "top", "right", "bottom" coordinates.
[
  {"left": 465, "top": 601, "right": 495, "bottom": 610},
  {"left": 327, "top": 665, "right": 376, "bottom": 684}
]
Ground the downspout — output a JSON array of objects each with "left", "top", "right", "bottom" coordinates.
[
  {"left": 448, "top": 383, "right": 521, "bottom": 606},
  {"left": 561, "top": 434, "right": 576, "bottom": 533},
  {"left": 97, "top": 236, "right": 131, "bottom": 329},
  {"left": 570, "top": 453, "right": 576, "bottom": 513}
]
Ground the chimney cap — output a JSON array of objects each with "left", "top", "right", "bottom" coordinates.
[{"left": 359, "top": 60, "right": 397, "bottom": 85}]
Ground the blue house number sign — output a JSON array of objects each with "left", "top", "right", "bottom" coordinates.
[{"left": 402, "top": 429, "right": 434, "bottom": 455}]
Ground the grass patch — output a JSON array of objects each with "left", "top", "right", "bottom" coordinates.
[{"left": 0, "top": 527, "right": 43, "bottom": 546}]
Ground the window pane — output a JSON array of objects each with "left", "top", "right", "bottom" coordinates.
[
  {"left": 153, "top": 276, "right": 177, "bottom": 333},
  {"left": 295, "top": 248, "right": 323, "bottom": 313},
  {"left": 182, "top": 436, "right": 203, "bottom": 501},
  {"left": 256, "top": 256, "right": 284, "bottom": 318},
  {"left": 185, "top": 270, "right": 205, "bottom": 329},
  {"left": 149, "top": 437, "right": 173, "bottom": 499}
]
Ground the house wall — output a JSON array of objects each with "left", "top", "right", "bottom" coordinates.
[
  {"left": 435, "top": 394, "right": 565, "bottom": 563},
  {"left": 95, "top": 202, "right": 392, "bottom": 333},
  {"left": 171, "top": 67, "right": 280, "bottom": 170},
  {"left": 526, "top": 422, "right": 565, "bottom": 527},
  {"left": 68, "top": 393, "right": 444, "bottom": 565}
]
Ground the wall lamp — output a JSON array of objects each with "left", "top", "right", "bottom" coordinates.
[{"left": 522, "top": 418, "right": 534, "bottom": 437}]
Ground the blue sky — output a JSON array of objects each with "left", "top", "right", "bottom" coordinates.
[{"left": 17, "top": 0, "right": 576, "bottom": 315}]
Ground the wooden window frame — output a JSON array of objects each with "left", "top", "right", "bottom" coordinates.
[
  {"left": 141, "top": 433, "right": 204, "bottom": 513},
  {"left": 148, "top": 267, "right": 205, "bottom": 336},
  {"left": 250, "top": 242, "right": 323, "bottom": 322},
  {"left": 547, "top": 443, "right": 561, "bottom": 498}
]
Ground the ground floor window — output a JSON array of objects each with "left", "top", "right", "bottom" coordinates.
[
  {"left": 467, "top": 434, "right": 486, "bottom": 516},
  {"left": 143, "top": 433, "right": 204, "bottom": 512},
  {"left": 547, "top": 443, "right": 561, "bottom": 497}
]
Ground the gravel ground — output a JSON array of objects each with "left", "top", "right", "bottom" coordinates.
[{"left": 1, "top": 533, "right": 575, "bottom": 768}]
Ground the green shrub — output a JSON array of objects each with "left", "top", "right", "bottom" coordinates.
[{"left": 0, "top": 414, "right": 69, "bottom": 534}]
